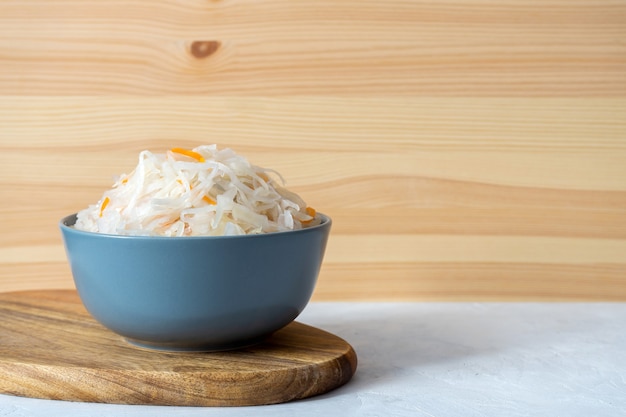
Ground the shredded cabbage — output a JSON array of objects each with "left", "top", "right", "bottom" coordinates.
[{"left": 74, "top": 145, "right": 319, "bottom": 236}]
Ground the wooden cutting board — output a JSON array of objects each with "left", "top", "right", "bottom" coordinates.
[{"left": 0, "top": 290, "right": 357, "bottom": 406}]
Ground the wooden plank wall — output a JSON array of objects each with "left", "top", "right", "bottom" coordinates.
[{"left": 0, "top": 1, "right": 625, "bottom": 300}]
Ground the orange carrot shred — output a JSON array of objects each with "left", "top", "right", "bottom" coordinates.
[
  {"left": 203, "top": 195, "right": 217, "bottom": 205},
  {"left": 99, "top": 197, "right": 110, "bottom": 217},
  {"left": 301, "top": 207, "right": 316, "bottom": 224},
  {"left": 170, "top": 147, "right": 205, "bottom": 163}
]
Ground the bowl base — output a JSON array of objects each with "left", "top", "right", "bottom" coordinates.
[{"left": 123, "top": 334, "right": 270, "bottom": 352}]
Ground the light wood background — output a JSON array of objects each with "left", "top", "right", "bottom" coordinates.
[{"left": 0, "top": 0, "right": 625, "bottom": 300}]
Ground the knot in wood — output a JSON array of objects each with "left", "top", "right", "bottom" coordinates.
[{"left": 190, "top": 41, "right": 220, "bottom": 59}]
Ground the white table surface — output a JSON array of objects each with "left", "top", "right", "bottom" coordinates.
[{"left": 1, "top": 302, "right": 625, "bottom": 416}]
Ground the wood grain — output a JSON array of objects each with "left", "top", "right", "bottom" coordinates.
[
  {"left": 0, "top": 1, "right": 625, "bottom": 95},
  {"left": 0, "top": 1, "right": 625, "bottom": 300},
  {"left": 0, "top": 290, "right": 357, "bottom": 406}
]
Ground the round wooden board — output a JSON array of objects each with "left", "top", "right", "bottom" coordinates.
[{"left": 0, "top": 290, "right": 357, "bottom": 406}]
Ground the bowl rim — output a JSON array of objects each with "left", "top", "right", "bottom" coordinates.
[{"left": 60, "top": 212, "right": 331, "bottom": 241}]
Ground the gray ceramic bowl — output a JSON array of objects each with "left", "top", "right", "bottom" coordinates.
[{"left": 59, "top": 213, "right": 331, "bottom": 351}]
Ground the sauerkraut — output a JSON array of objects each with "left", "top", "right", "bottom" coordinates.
[{"left": 74, "top": 145, "right": 318, "bottom": 236}]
